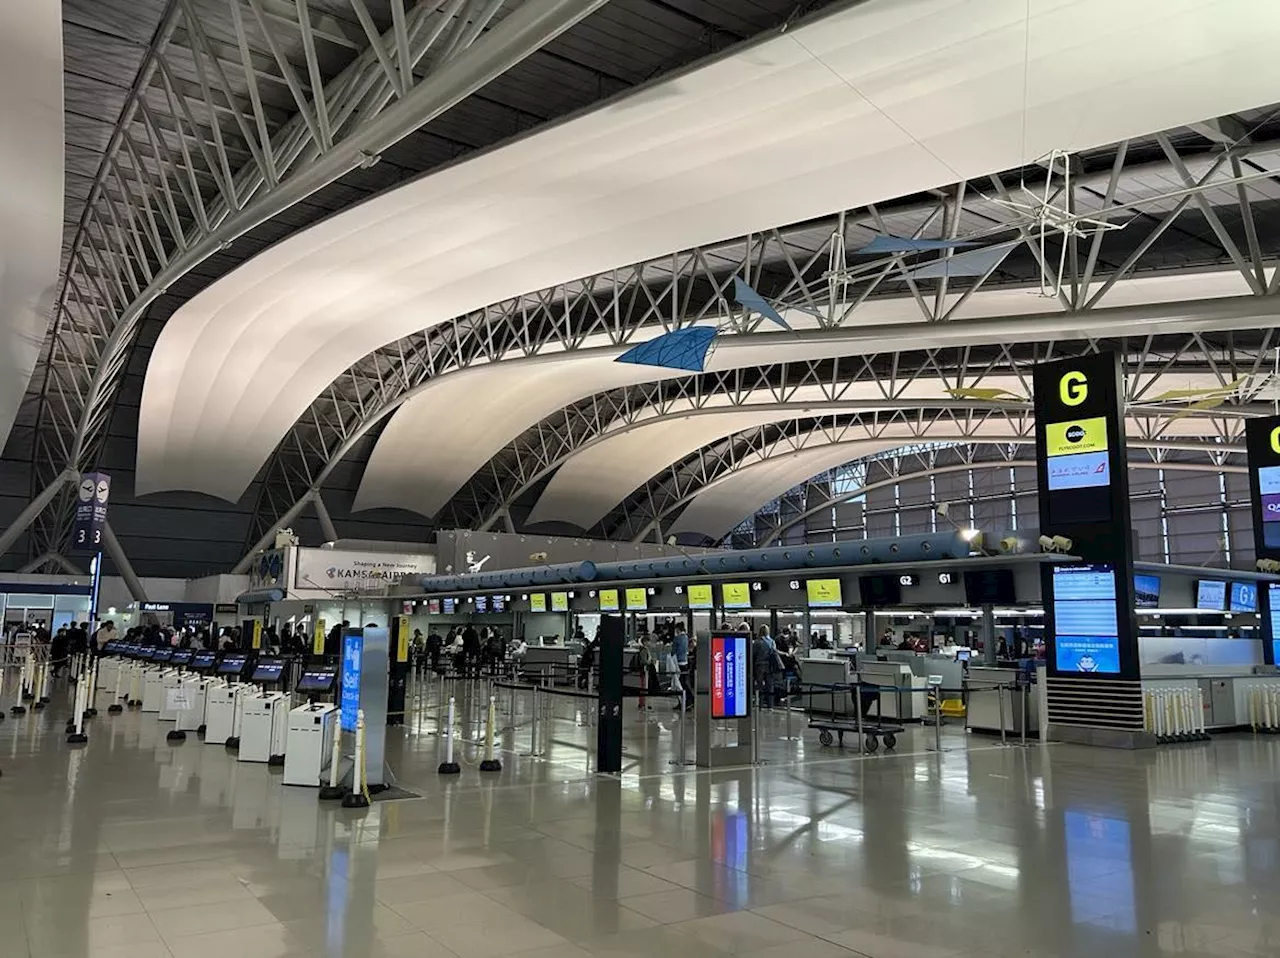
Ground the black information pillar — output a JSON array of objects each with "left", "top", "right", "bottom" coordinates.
[
  {"left": 595, "top": 614, "right": 624, "bottom": 774},
  {"left": 1245, "top": 415, "right": 1280, "bottom": 665},
  {"left": 1034, "top": 350, "right": 1145, "bottom": 740}
]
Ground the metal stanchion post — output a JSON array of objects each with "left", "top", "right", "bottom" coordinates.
[
  {"left": 320, "top": 723, "right": 346, "bottom": 800},
  {"left": 998, "top": 685, "right": 1007, "bottom": 746},
  {"left": 854, "top": 682, "right": 864, "bottom": 754},
  {"left": 1021, "top": 681, "right": 1028, "bottom": 747},
  {"left": 480, "top": 696, "right": 501, "bottom": 771},
  {"left": 934, "top": 691, "right": 942, "bottom": 752},
  {"left": 67, "top": 676, "right": 88, "bottom": 745},
  {"left": 524, "top": 687, "right": 539, "bottom": 757},
  {"left": 439, "top": 696, "right": 460, "bottom": 773}
]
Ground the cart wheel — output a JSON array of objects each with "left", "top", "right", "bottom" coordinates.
[
  {"left": 864, "top": 735, "right": 879, "bottom": 753},
  {"left": 818, "top": 730, "right": 834, "bottom": 747},
  {"left": 883, "top": 733, "right": 897, "bottom": 750}
]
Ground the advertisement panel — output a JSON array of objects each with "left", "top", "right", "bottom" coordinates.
[
  {"left": 340, "top": 632, "right": 363, "bottom": 732},
  {"left": 710, "top": 634, "right": 750, "bottom": 719},
  {"left": 293, "top": 548, "right": 435, "bottom": 595}
]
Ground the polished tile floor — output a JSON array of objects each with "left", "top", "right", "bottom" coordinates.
[{"left": 0, "top": 674, "right": 1277, "bottom": 958}]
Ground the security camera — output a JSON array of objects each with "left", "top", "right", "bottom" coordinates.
[
  {"left": 1000, "top": 536, "right": 1019, "bottom": 553},
  {"left": 1257, "top": 559, "right": 1280, "bottom": 573},
  {"left": 1052, "top": 535, "right": 1073, "bottom": 552},
  {"left": 1038, "top": 535, "right": 1054, "bottom": 551},
  {"left": 529, "top": 551, "right": 548, "bottom": 562},
  {"left": 934, "top": 502, "right": 951, "bottom": 518}
]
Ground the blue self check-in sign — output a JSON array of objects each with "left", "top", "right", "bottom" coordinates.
[{"left": 340, "top": 632, "right": 363, "bottom": 733}]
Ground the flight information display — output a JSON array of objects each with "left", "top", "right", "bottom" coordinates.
[
  {"left": 710, "top": 634, "right": 749, "bottom": 719},
  {"left": 1229, "top": 581, "right": 1258, "bottom": 612},
  {"left": 1051, "top": 564, "right": 1121, "bottom": 674},
  {"left": 1196, "top": 579, "right": 1227, "bottom": 611},
  {"left": 1260, "top": 464, "right": 1280, "bottom": 549}
]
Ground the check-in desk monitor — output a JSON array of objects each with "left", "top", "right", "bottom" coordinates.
[
  {"left": 190, "top": 651, "right": 217, "bottom": 673},
  {"left": 296, "top": 666, "right": 337, "bottom": 697},
  {"left": 217, "top": 653, "right": 248, "bottom": 679},
  {"left": 251, "top": 658, "right": 284, "bottom": 684}
]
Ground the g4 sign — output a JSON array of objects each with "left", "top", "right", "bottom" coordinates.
[{"left": 1059, "top": 371, "right": 1088, "bottom": 406}]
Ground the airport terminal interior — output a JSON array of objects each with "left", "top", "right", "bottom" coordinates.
[{"left": 8, "top": 1, "right": 1280, "bottom": 956}]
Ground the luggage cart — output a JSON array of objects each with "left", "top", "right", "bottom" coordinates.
[{"left": 806, "top": 681, "right": 905, "bottom": 752}]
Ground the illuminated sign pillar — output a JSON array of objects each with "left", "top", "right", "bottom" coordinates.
[
  {"left": 1245, "top": 415, "right": 1280, "bottom": 666},
  {"left": 1034, "top": 351, "right": 1150, "bottom": 747},
  {"left": 695, "top": 632, "right": 754, "bottom": 767}
]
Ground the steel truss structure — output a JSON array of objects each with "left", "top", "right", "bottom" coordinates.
[
  {"left": 18, "top": 0, "right": 610, "bottom": 566},
  {"left": 237, "top": 121, "right": 1280, "bottom": 558}
]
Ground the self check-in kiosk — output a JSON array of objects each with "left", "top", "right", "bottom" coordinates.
[
  {"left": 141, "top": 649, "right": 174, "bottom": 713},
  {"left": 238, "top": 658, "right": 290, "bottom": 765},
  {"left": 158, "top": 650, "right": 194, "bottom": 722},
  {"left": 172, "top": 651, "right": 219, "bottom": 736},
  {"left": 283, "top": 666, "right": 338, "bottom": 786},
  {"left": 204, "top": 653, "right": 251, "bottom": 746}
]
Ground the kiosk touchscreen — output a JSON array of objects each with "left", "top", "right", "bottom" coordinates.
[
  {"left": 296, "top": 666, "right": 338, "bottom": 698},
  {"left": 216, "top": 653, "right": 249, "bottom": 680},
  {"left": 170, "top": 650, "right": 193, "bottom": 668},
  {"left": 250, "top": 658, "right": 285, "bottom": 685},
  {"left": 190, "top": 651, "right": 217, "bottom": 673}
]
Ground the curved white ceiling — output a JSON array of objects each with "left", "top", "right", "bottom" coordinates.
[
  {"left": 527, "top": 374, "right": 1234, "bottom": 529},
  {"left": 136, "top": 0, "right": 1280, "bottom": 498},
  {"left": 354, "top": 273, "right": 1265, "bottom": 519},
  {"left": 0, "top": 0, "right": 62, "bottom": 450}
]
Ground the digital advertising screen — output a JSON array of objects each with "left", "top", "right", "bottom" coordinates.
[
  {"left": 710, "top": 634, "right": 750, "bottom": 719},
  {"left": 529, "top": 593, "right": 547, "bottom": 613},
  {"left": 686, "top": 583, "right": 713, "bottom": 609},
  {"left": 1051, "top": 564, "right": 1121, "bottom": 674},
  {"left": 598, "top": 589, "right": 619, "bottom": 612},
  {"left": 624, "top": 587, "right": 648, "bottom": 611},
  {"left": 442, "top": 598, "right": 456, "bottom": 614},
  {"left": 474, "top": 595, "right": 489, "bottom": 613},
  {"left": 1196, "top": 579, "right": 1227, "bottom": 611},
  {"left": 551, "top": 592, "right": 569, "bottom": 612},
  {"left": 1133, "top": 574, "right": 1161, "bottom": 608},
  {"left": 806, "top": 578, "right": 843, "bottom": 608},
  {"left": 492, "top": 594, "right": 506, "bottom": 612},
  {"left": 1230, "top": 581, "right": 1258, "bottom": 613},
  {"left": 721, "top": 582, "right": 751, "bottom": 610}
]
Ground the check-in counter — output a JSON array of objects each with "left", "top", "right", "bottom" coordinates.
[
  {"left": 522, "top": 647, "right": 574, "bottom": 684},
  {"left": 967, "top": 665, "right": 1039, "bottom": 736},
  {"left": 857, "top": 661, "right": 928, "bottom": 721}
]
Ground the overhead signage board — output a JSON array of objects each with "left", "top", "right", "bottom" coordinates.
[
  {"left": 70, "top": 472, "right": 111, "bottom": 553},
  {"left": 292, "top": 548, "right": 435, "bottom": 596},
  {"left": 806, "top": 578, "right": 843, "bottom": 608},
  {"left": 598, "top": 589, "right": 619, "bottom": 612},
  {"left": 686, "top": 583, "right": 713, "bottom": 609},
  {"left": 529, "top": 593, "right": 547, "bottom": 613},
  {"left": 710, "top": 634, "right": 749, "bottom": 719},
  {"left": 551, "top": 592, "right": 569, "bottom": 612},
  {"left": 1034, "top": 351, "right": 1139, "bottom": 681},
  {"left": 721, "top": 582, "right": 751, "bottom": 609},
  {"left": 624, "top": 587, "right": 648, "bottom": 611}
]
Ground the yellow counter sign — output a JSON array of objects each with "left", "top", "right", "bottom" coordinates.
[
  {"left": 1045, "top": 416, "right": 1108, "bottom": 458},
  {"left": 529, "top": 593, "right": 547, "bottom": 613}
]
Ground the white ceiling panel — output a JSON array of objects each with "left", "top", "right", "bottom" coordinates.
[
  {"left": 135, "top": 0, "right": 1280, "bottom": 498},
  {"left": 0, "top": 0, "right": 62, "bottom": 451}
]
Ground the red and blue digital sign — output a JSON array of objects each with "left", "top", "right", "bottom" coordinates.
[{"left": 710, "top": 634, "right": 750, "bottom": 719}]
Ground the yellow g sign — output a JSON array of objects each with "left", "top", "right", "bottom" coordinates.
[
  {"left": 1059, "top": 371, "right": 1088, "bottom": 406},
  {"left": 1271, "top": 425, "right": 1280, "bottom": 454}
]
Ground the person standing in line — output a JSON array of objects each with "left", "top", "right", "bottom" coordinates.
[{"left": 634, "top": 632, "right": 656, "bottom": 719}]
